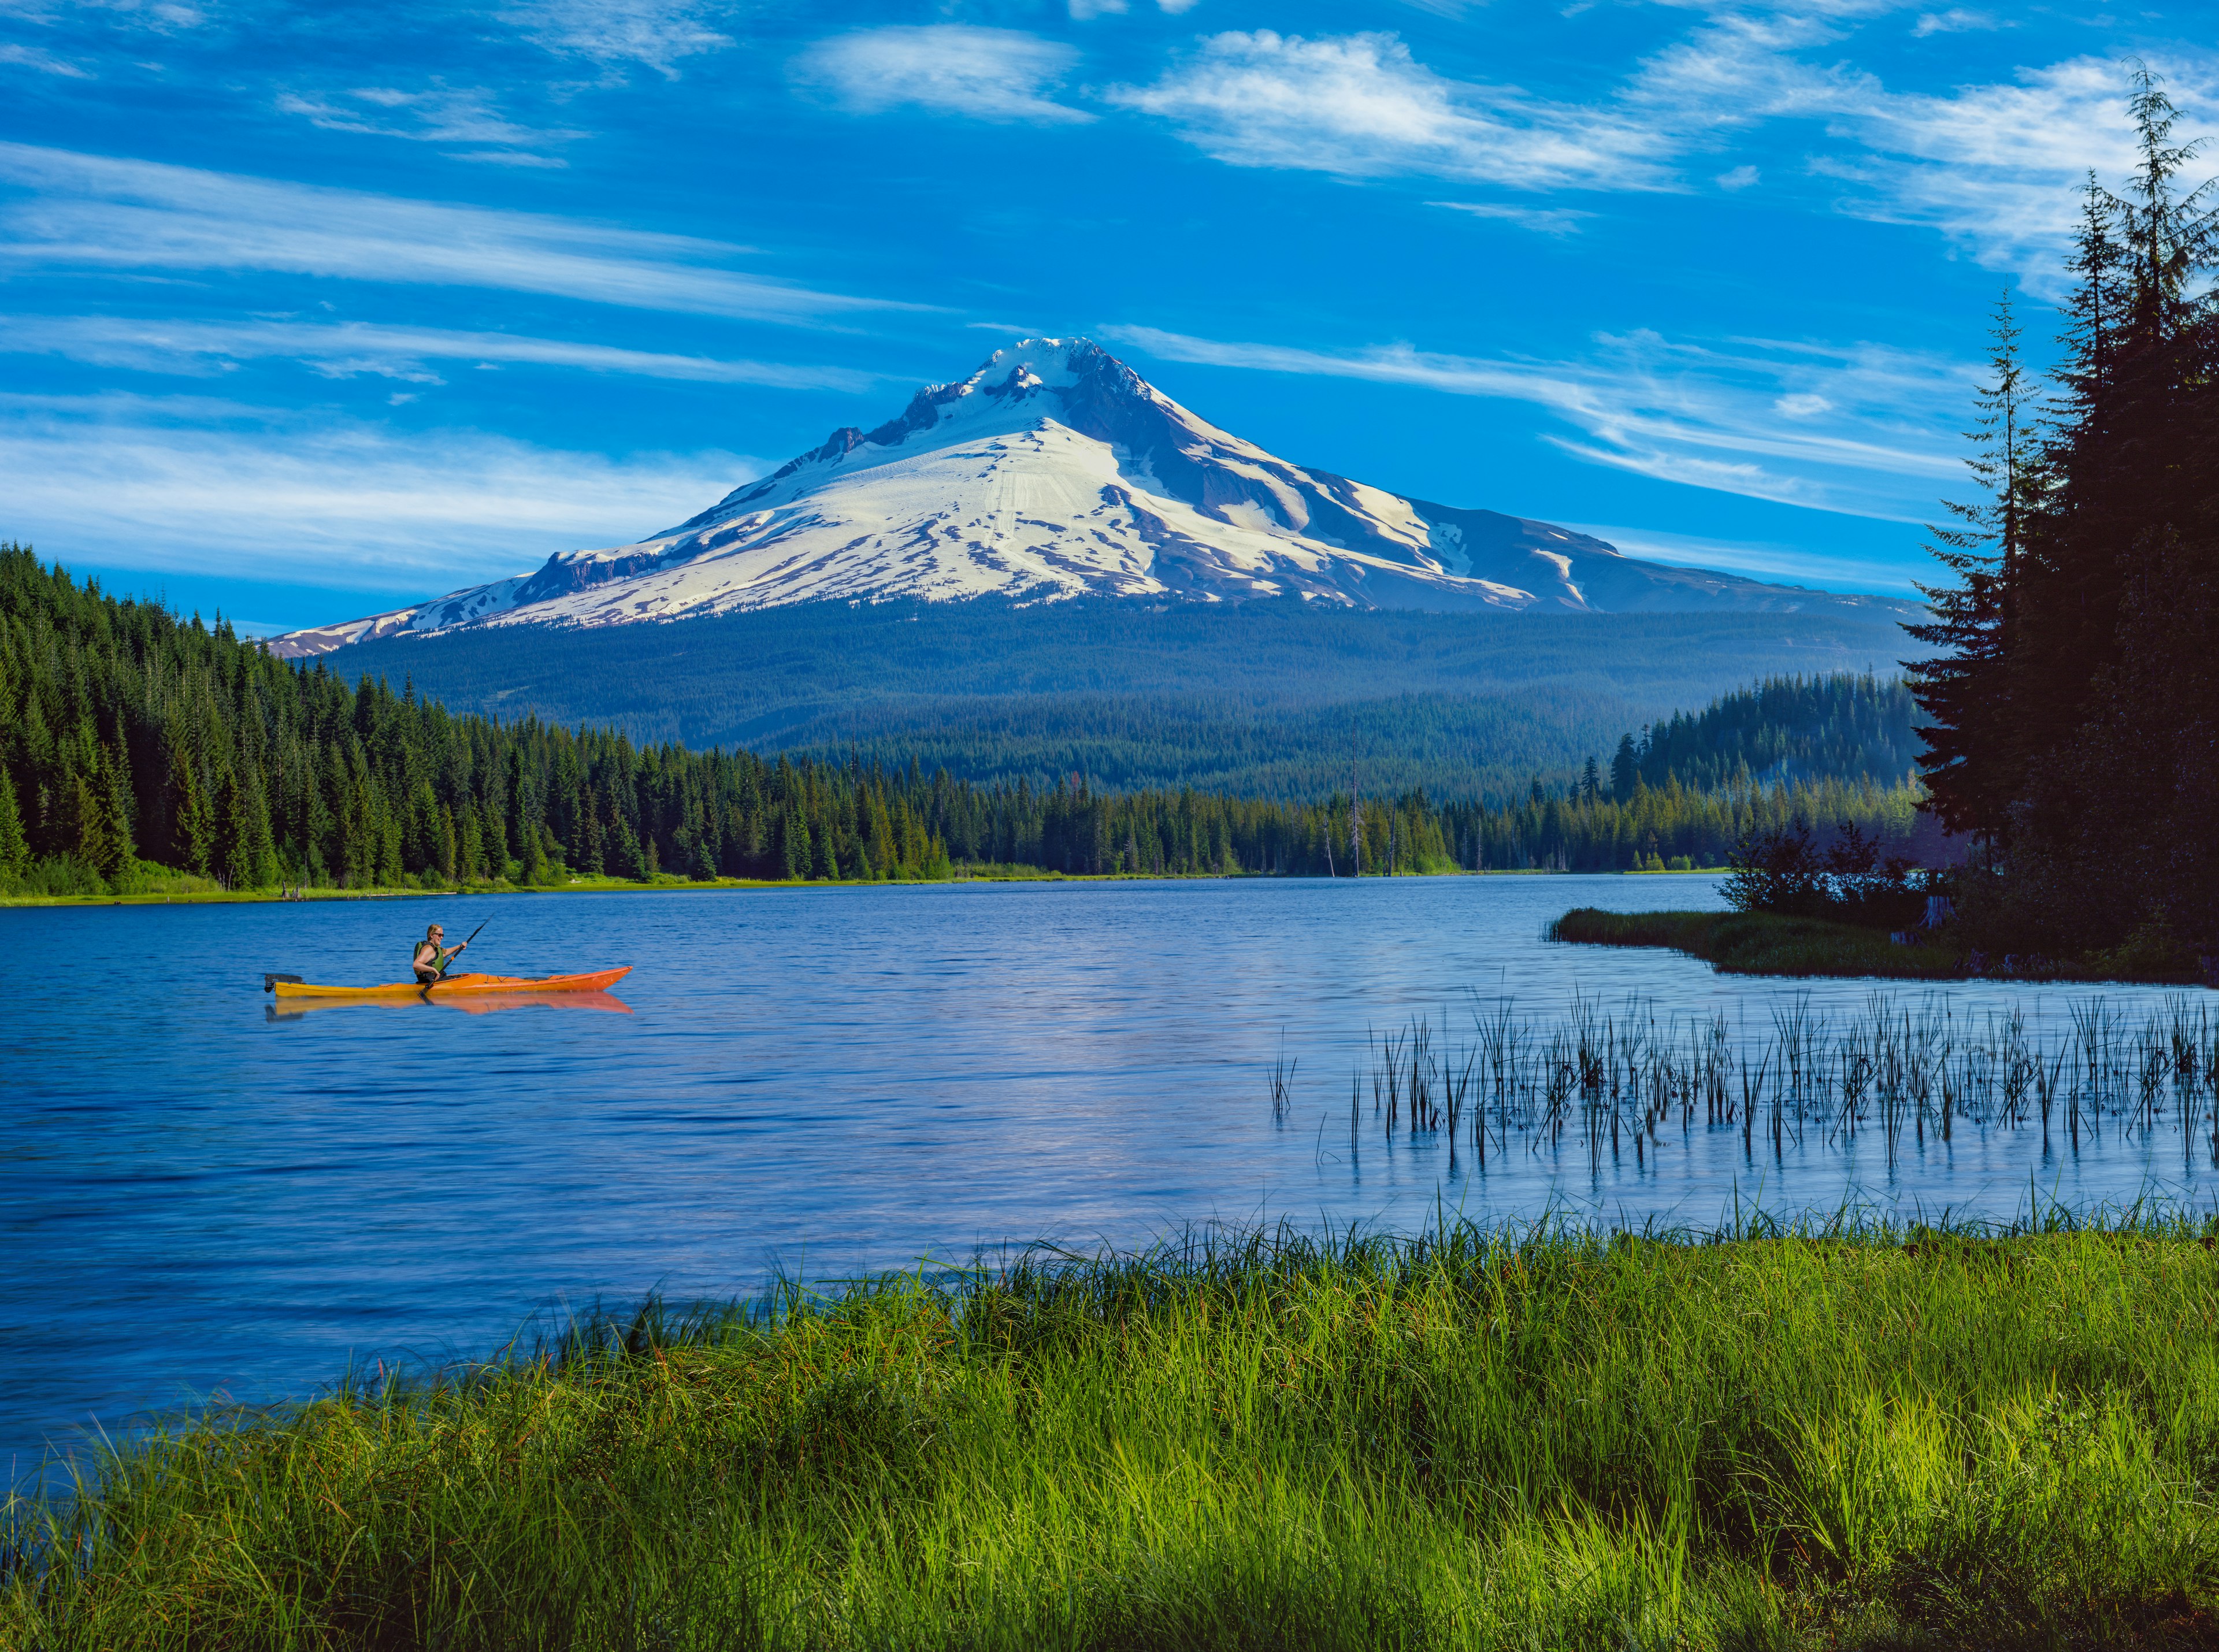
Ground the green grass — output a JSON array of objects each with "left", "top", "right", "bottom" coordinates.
[
  {"left": 10, "top": 1218, "right": 2219, "bottom": 1650},
  {"left": 1550, "top": 908, "right": 2216, "bottom": 985},
  {"left": 1552, "top": 908, "right": 1988, "bottom": 980}
]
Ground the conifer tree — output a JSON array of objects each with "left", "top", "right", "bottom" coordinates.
[
  {"left": 1610, "top": 734, "right": 1639, "bottom": 803},
  {"left": 781, "top": 809, "right": 809, "bottom": 881},
  {"left": 0, "top": 766, "right": 27, "bottom": 874},
  {"left": 166, "top": 738, "right": 216, "bottom": 875},
  {"left": 217, "top": 765, "right": 276, "bottom": 890},
  {"left": 1904, "top": 288, "right": 2042, "bottom": 841},
  {"left": 92, "top": 729, "right": 136, "bottom": 881}
]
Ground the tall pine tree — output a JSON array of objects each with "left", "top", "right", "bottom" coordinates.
[{"left": 1905, "top": 288, "right": 2043, "bottom": 842}]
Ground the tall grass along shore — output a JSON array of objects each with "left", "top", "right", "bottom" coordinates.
[{"left": 9, "top": 1212, "right": 2219, "bottom": 1650}]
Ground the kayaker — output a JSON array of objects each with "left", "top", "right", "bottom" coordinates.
[{"left": 412, "top": 923, "right": 469, "bottom": 986}]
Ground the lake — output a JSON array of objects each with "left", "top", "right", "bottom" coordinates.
[{"left": 6, "top": 873, "right": 2216, "bottom": 1477}]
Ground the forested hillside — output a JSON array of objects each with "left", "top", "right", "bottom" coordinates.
[
  {"left": 1910, "top": 71, "right": 2219, "bottom": 962},
  {"left": 1617, "top": 674, "right": 1920, "bottom": 795},
  {"left": 337, "top": 592, "right": 1912, "bottom": 800},
  {"left": 0, "top": 548, "right": 1934, "bottom": 894}
]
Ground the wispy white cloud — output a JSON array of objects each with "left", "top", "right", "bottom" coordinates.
[
  {"left": 1912, "top": 9, "right": 1998, "bottom": 38},
  {"left": 0, "top": 391, "right": 759, "bottom": 589},
  {"left": 2, "top": 0, "right": 203, "bottom": 33},
  {"left": 1801, "top": 55, "right": 2218, "bottom": 282},
  {"left": 1565, "top": 522, "right": 1922, "bottom": 596},
  {"left": 1616, "top": 21, "right": 2218, "bottom": 277},
  {"left": 0, "top": 0, "right": 202, "bottom": 76},
  {"left": 1100, "top": 20, "right": 2214, "bottom": 281},
  {"left": 502, "top": 0, "right": 733, "bottom": 79},
  {"left": 1111, "top": 322, "right": 1971, "bottom": 520},
  {"left": 1620, "top": 11, "right": 1849, "bottom": 139},
  {"left": 274, "top": 84, "right": 586, "bottom": 166},
  {"left": 0, "top": 40, "right": 90, "bottom": 76},
  {"left": 0, "top": 315, "right": 882, "bottom": 390},
  {"left": 450, "top": 150, "right": 572, "bottom": 169},
  {"left": 792, "top": 25, "right": 1093, "bottom": 125},
  {"left": 1104, "top": 30, "right": 1673, "bottom": 190},
  {"left": 1431, "top": 199, "right": 1593, "bottom": 235},
  {"left": 0, "top": 143, "right": 921, "bottom": 323}
]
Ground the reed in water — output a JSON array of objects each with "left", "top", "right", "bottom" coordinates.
[{"left": 1324, "top": 990, "right": 2219, "bottom": 1175}]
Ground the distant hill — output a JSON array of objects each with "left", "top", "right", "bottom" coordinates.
[
  {"left": 339, "top": 597, "right": 1916, "bottom": 801},
  {"left": 1621, "top": 675, "right": 1922, "bottom": 795}
]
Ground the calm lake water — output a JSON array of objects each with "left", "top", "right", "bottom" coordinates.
[{"left": 6, "top": 874, "right": 2216, "bottom": 1476}]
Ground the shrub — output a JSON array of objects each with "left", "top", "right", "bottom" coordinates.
[{"left": 1722, "top": 816, "right": 1929, "bottom": 927}]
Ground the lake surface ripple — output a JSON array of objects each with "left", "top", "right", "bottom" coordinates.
[{"left": 5, "top": 874, "right": 2214, "bottom": 1471}]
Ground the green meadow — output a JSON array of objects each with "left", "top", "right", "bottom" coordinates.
[{"left": 9, "top": 1216, "right": 2219, "bottom": 1650}]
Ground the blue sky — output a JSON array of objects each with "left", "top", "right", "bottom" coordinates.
[{"left": 1, "top": 0, "right": 2210, "bottom": 632}]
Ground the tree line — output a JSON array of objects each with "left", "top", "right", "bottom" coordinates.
[
  {"left": 1609, "top": 674, "right": 1920, "bottom": 797},
  {"left": 0, "top": 544, "right": 1930, "bottom": 896},
  {"left": 1909, "top": 67, "right": 2219, "bottom": 964}
]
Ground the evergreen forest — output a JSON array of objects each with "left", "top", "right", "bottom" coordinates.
[
  {"left": 1909, "top": 68, "right": 2219, "bottom": 967},
  {"left": 0, "top": 544, "right": 1928, "bottom": 897}
]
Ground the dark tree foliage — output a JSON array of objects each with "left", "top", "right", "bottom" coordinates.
[
  {"left": 1720, "top": 817, "right": 1926, "bottom": 927},
  {"left": 1907, "top": 66, "right": 2219, "bottom": 959},
  {"left": 1902, "top": 290, "right": 2042, "bottom": 838},
  {"left": 0, "top": 548, "right": 1932, "bottom": 892},
  {"left": 342, "top": 592, "right": 1913, "bottom": 800},
  {"left": 0, "top": 547, "right": 955, "bottom": 894},
  {"left": 1619, "top": 674, "right": 1921, "bottom": 796}
]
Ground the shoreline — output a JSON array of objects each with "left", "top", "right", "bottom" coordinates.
[
  {"left": 1552, "top": 906, "right": 2217, "bottom": 989},
  {"left": 0, "top": 867, "right": 1728, "bottom": 910}
]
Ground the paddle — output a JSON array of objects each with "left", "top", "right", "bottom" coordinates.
[{"left": 437, "top": 920, "right": 488, "bottom": 979}]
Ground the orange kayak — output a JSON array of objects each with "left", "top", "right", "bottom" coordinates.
[
  {"left": 269, "top": 966, "right": 632, "bottom": 1000},
  {"left": 268, "top": 988, "right": 632, "bottom": 1019}
]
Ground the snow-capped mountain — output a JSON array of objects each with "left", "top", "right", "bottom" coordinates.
[{"left": 270, "top": 338, "right": 1905, "bottom": 658}]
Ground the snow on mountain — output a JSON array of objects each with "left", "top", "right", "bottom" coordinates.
[{"left": 270, "top": 338, "right": 1906, "bottom": 659}]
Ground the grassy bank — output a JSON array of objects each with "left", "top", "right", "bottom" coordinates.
[
  {"left": 0, "top": 865, "right": 1116, "bottom": 909},
  {"left": 0, "top": 866, "right": 1666, "bottom": 909},
  {"left": 1550, "top": 907, "right": 1976, "bottom": 979},
  {"left": 10, "top": 1219, "right": 2219, "bottom": 1650},
  {"left": 1552, "top": 907, "right": 2219, "bottom": 986}
]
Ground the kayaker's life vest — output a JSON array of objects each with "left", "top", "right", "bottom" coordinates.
[{"left": 413, "top": 941, "right": 440, "bottom": 977}]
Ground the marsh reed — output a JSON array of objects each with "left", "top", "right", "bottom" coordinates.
[{"left": 1315, "top": 991, "right": 2219, "bottom": 1173}]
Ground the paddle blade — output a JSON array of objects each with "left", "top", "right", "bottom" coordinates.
[{"left": 263, "top": 973, "right": 306, "bottom": 992}]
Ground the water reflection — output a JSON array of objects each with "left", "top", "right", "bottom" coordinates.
[
  {"left": 6, "top": 874, "right": 2214, "bottom": 1472},
  {"left": 266, "top": 991, "right": 633, "bottom": 1021}
]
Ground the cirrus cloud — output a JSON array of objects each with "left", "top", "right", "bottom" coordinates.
[
  {"left": 0, "top": 143, "right": 923, "bottom": 324},
  {"left": 792, "top": 26, "right": 1094, "bottom": 126},
  {"left": 1103, "top": 31, "right": 1675, "bottom": 190},
  {"left": 0, "top": 390, "right": 762, "bottom": 589},
  {"left": 0, "top": 314, "right": 882, "bottom": 391},
  {"left": 1110, "top": 322, "right": 1971, "bottom": 522}
]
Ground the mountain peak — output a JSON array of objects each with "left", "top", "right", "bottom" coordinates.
[{"left": 266, "top": 338, "right": 1914, "bottom": 659}]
